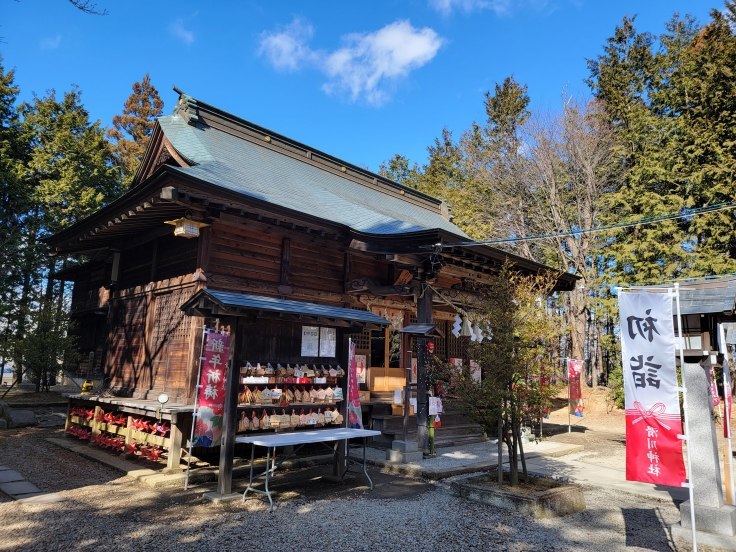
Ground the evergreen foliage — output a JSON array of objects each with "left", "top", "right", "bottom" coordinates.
[
  {"left": 108, "top": 74, "right": 164, "bottom": 187},
  {"left": 0, "top": 68, "right": 125, "bottom": 388},
  {"left": 430, "top": 269, "right": 563, "bottom": 484},
  {"left": 587, "top": 7, "right": 736, "bottom": 282},
  {"left": 384, "top": 2, "right": 736, "bottom": 390}
]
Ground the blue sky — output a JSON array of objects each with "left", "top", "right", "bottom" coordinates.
[{"left": 3, "top": 0, "right": 716, "bottom": 172}]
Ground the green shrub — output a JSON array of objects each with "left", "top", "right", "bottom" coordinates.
[{"left": 607, "top": 365, "right": 625, "bottom": 409}]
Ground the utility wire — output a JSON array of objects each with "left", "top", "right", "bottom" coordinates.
[{"left": 437, "top": 200, "right": 736, "bottom": 249}]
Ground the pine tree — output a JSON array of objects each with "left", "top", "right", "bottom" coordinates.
[
  {"left": 459, "top": 77, "right": 532, "bottom": 246},
  {"left": 11, "top": 87, "right": 120, "bottom": 387},
  {"left": 0, "top": 63, "right": 28, "bottom": 310},
  {"left": 378, "top": 154, "right": 419, "bottom": 188},
  {"left": 108, "top": 74, "right": 164, "bottom": 187},
  {"left": 662, "top": 7, "right": 736, "bottom": 274},
  {"left": 586, "top": 16, "right": 691, "bottom": 284},
  {"left": 0, "top": 61, "right": 31, "bottom": 382},
  {"left": 21, "top": 88, "right": 120, "bottom": 233},
  {"left": 588, "top": 6, "right": 736, "bottom": 282}
]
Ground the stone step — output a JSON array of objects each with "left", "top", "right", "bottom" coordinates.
[
  {"left": 371, "top": 413, "right": 474, "bottom": 430},
  {"left": 380, "top": 424, "right": 485, "bottom": 439},
  {"left": 371, "top": 432, "right": 489, "bottom": 450}
]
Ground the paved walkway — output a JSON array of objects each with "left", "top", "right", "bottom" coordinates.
[
  {"left": 0, "top": 465, "right": 60, "bottom": 503},
  {"left": 367, "top": 439, "right": 689, "bottom": 503},
  {"left": 46, "top": 433, "right": 689, "bottom": 505}
]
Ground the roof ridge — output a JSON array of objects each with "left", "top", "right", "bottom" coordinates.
[{"left": 170, "top": 89, "right": 445, "bottom": 210}]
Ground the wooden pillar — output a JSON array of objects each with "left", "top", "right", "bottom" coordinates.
[
  {"left": 165, "top": 411, "right": 184, "bottom": 473},
  {"left": 64, "top": 398, "right": 71, "bottom": 431},
  {"left": 216, "top": 319, "right": 239, "bottom": 497},
  {"left": 125, "top": 415, "right": 133, "bottom": 445},
  {"left": 416, "top": 284, "right": 433, "bottom": 452},
  {"left": 91, "top": 405, "right": 103, "bottom": 435}
]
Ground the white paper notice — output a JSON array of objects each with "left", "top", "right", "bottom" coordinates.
[
  {"left": 319, "top": 327, "right": 337, "bottom": 358},
  {"left": 429, "top": 397, "right": 444, "bottom": 415},
  {"left": 301, "top": 326, "right": 319, "bottom": 357}
]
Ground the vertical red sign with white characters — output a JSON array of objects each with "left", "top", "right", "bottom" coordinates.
[
  {"left": 346, "top": 339, "right": 363, "bottom": 430},
  {"left": 192, "top": 330, "right": 231, "bottom": 447},
  {"left": 619, "top": 290, "right": 686, "bottom": 486},
  {"left": 567, "top": 359, "right": 584, "bottom": 416},
  {"left": 724, "top": 353, "right": 733, "bottom": 439}
]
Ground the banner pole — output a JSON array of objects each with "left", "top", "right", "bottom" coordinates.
[
  {"left": 568, "top": 369, "right": 571, "bottom": 433},
  {"left": 718, "top": 324, "right": 735, "bottom": 504},
  {"left": 184, "top": 326, "right": 208, "bottom": 491},
  {"left": 674, "top": 284, "right": 697, "bottom": 551},
  {"left": 346, "top": 337, "right": 351, "bottom": 430}
]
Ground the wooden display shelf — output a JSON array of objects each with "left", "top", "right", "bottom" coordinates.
[
  {"left": 68, "top": 414, "right": 170, "bottom": 448},
  {"left": 69, "top": 416, "right": 93, "bottom": 427},
  {"left": 96, "top": 422, "right": 127, "bottom": 436},
  {"left": 128, "top": 429, "right": 170, "bottom": 448},
  {"left": 236, "top": 422, "right": 346, "bottom": 434},
  {"left": 237, "top": 401, "right": 341, "bottom": 409},
  {"left": 241, "top": 377, "right": 340, "bottom": 385}
]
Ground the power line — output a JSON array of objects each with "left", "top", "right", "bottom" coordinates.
[{"left": 438, "top": 200, "right": 736, "bottom": 249}]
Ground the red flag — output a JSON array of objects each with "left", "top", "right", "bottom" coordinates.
[
  {"left": 724, "top": 352, "right": 733, "bottom": 439},
  {"left": 567, "top": 359, "right": 584, "bottom": 416},
  {"left": 346, "top": 340, "right": 363, "bottom": 429},
  {"left": 193, "top": 330, "right": 231, "bottom": 447},
  {"left": 619, "top": 291, "right": 686, "bottom": 487}
]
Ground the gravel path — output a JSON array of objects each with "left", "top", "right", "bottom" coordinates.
[{"left": 0, "top": 427, "right": 712, "bottom": 552}]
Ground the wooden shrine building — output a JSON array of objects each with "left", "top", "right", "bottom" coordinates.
[{"left": 51, "top": 91, "right": 577, "bottom": 471}]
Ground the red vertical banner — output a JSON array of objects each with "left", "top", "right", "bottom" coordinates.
[
  {"left": 724, "top": 352, "right": 733, "bottom": 439},
  {"left": 346, "top": 339, "right": 363, "bottom": 429},
  {"left": 193, "top": 330, "right": 231, "bottom": 447},
  {"left": 619, "top": 290, "right": 686, "bottom": 487},
  {"left": 567, "top": 359, "right": 584, "bottom": 417},
  {"left": 706, "top": 362, "right": 721, "bottom": 408}
]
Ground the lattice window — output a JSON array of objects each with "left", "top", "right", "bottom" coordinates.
[
  {"left": 152, "top": 289, "right": 190, "bottom": 354},
  {"left": 447, "top": 331, "right": 466, "bottom": 359},
  {"left": 351, "top": 328, "right": 371, "bottom": 351}
]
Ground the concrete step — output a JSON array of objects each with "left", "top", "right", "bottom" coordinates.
[
  {"left": 370, "top": 432, "right": 489, "bottom": 450},
  {"left": 372, "top": 413, "right": 474, "bottom": 430},
  {"left": 380, "top": 424, "right": 485, "bottom": 438}
]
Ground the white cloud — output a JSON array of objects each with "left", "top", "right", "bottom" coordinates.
[
  {"left": 258, "top": 18, "right": 318, "bottom": 72},
  {"left": 429, "top": 0, "right": 552, "bottom": 16},
  {"left": 258, "top": 19, "right": 443, "bottom": 106},
  {"left": 40, "top": 34, "right": 62, "bottom": 50},
  {"left": 169, "top": 18, "right": 194, "bottom": 45},
  {"left": 323, "top": 21, "right": 443, "bottom": 106}
]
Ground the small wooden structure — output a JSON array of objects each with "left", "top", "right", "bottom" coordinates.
[{"left": 51, "top": 91, "right": 576, "bottom": 471}]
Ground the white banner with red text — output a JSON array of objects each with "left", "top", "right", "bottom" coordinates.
[{"left": 619, "top": 290, "right": 686, "bottom": 486}]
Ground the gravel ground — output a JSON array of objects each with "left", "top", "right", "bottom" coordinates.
[{"left": 0, "top": 427, "right": 713, "bottom": 552}]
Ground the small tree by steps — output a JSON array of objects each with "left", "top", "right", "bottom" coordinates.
[{"left": 431, "top": 269, "right": 563, "bottom": 485}]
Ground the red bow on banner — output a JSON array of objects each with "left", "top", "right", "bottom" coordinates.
[{"left": 631, "top": 401, "right": 672, "bottom": 431}]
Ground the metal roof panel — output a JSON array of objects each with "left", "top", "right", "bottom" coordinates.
[
  {"left": 159, "top": 115, "right": 467, "bottom": 236},
  {"left": 187, "top": 289, "right": 390, "bottom": 325}
]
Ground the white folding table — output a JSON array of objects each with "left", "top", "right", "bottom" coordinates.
[{"left": 236, "top": 428, "right": 381, "bottom": 511}]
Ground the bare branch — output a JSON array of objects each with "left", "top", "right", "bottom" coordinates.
[{"left": 68, "top": 0, "right": 108, "bottom": 15}]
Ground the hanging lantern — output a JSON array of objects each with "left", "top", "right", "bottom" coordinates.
[{"left": 164, "top": 217, "right": 209, "bottom": 239}]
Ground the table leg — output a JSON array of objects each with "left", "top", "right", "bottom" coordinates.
[
  {"left": 339, "top": 440, "right": 348, "bottom": 483},
  {"left": 362, "top": 438, "right": 373, "bottom": 490},
  {"left": 265, "top": 446, "right": 274, "bottom": 512},
  {"left": 243, "top": 444, "right": 256, "bottom": 502}
]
